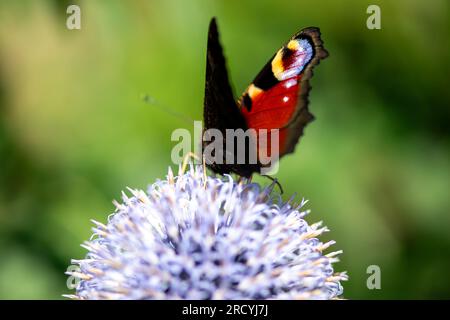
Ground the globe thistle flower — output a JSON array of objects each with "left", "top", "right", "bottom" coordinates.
[{"left": 65, "top": 165, "right": 347, "bottom": 300}]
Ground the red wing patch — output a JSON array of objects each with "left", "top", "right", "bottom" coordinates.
[
  {"left": 238, "top": 28, "right": 328, "bottom": 159},
  {"left": 240, "top": 77, "right": 301, "bottom": 155}
]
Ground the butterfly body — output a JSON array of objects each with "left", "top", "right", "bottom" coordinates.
[{"left": 203, "top": 18, "right": 328, "bottom": 177}]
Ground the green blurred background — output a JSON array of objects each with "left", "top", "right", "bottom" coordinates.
[{"left": 0, "top": 0, "right": 449, "bottom": 299}]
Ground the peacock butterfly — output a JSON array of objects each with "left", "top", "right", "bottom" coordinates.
[{"left": 202, "top": 18, "right": 328, "bottom": 177}]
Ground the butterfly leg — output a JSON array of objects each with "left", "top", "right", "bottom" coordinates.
[
  {"left": 202, "top": 154, "right": 207, "bottom": 189},
  {"left": 237, "top": 176, "right": 246, "bottom": 185},
  {"left": 261, "top": 175, "right": 284, "bottom": 194},
  {"left": 237, "top": 175, "right": 253, "bottom": 187},
  {"left": 180, "top": 151, "right": 200, "bottom": 175},
  {"left": 180, "top": 152, "right": 208, "bottom": 189}
]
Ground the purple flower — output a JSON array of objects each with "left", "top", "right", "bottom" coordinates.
[{"left": 65, "top": 165, "right": 347, "bottom": 299}]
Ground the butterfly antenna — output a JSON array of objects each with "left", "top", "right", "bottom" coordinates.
[{"left": 141, "top": 93, "right": 194, "bottom": 125}]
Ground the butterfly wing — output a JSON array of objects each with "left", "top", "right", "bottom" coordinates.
[
  {"left": 203, "top": 18, "right": 259, "bottom": 176},
  {"left": 238, "top": 28, "right": 328, "bottom": 158}
]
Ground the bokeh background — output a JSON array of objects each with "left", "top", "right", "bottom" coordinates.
[{"left": 0, "top": 0, "right": 449, "bottom": 299}]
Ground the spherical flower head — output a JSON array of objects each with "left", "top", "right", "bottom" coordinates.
[{"left": 65, "top": 165, "right": 347, "bottom": 300}]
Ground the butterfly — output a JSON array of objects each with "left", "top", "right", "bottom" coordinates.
[{"left": 202, "top": 18, "right": 328, "bottom": 177}]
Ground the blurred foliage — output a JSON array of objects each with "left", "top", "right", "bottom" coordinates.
[{"left": 0, "top": 0, "right": 449, "bottom": 299}]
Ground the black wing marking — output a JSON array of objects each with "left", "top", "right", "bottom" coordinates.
[
  {"left": 282, "top": 28, "right": 328, "bottom": 155},
  {"left": 203, "top": 18, "right": 247, "bottom": 133},
  {"left": 202, "top": 18, "right": 259, "bottom": 177}
]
